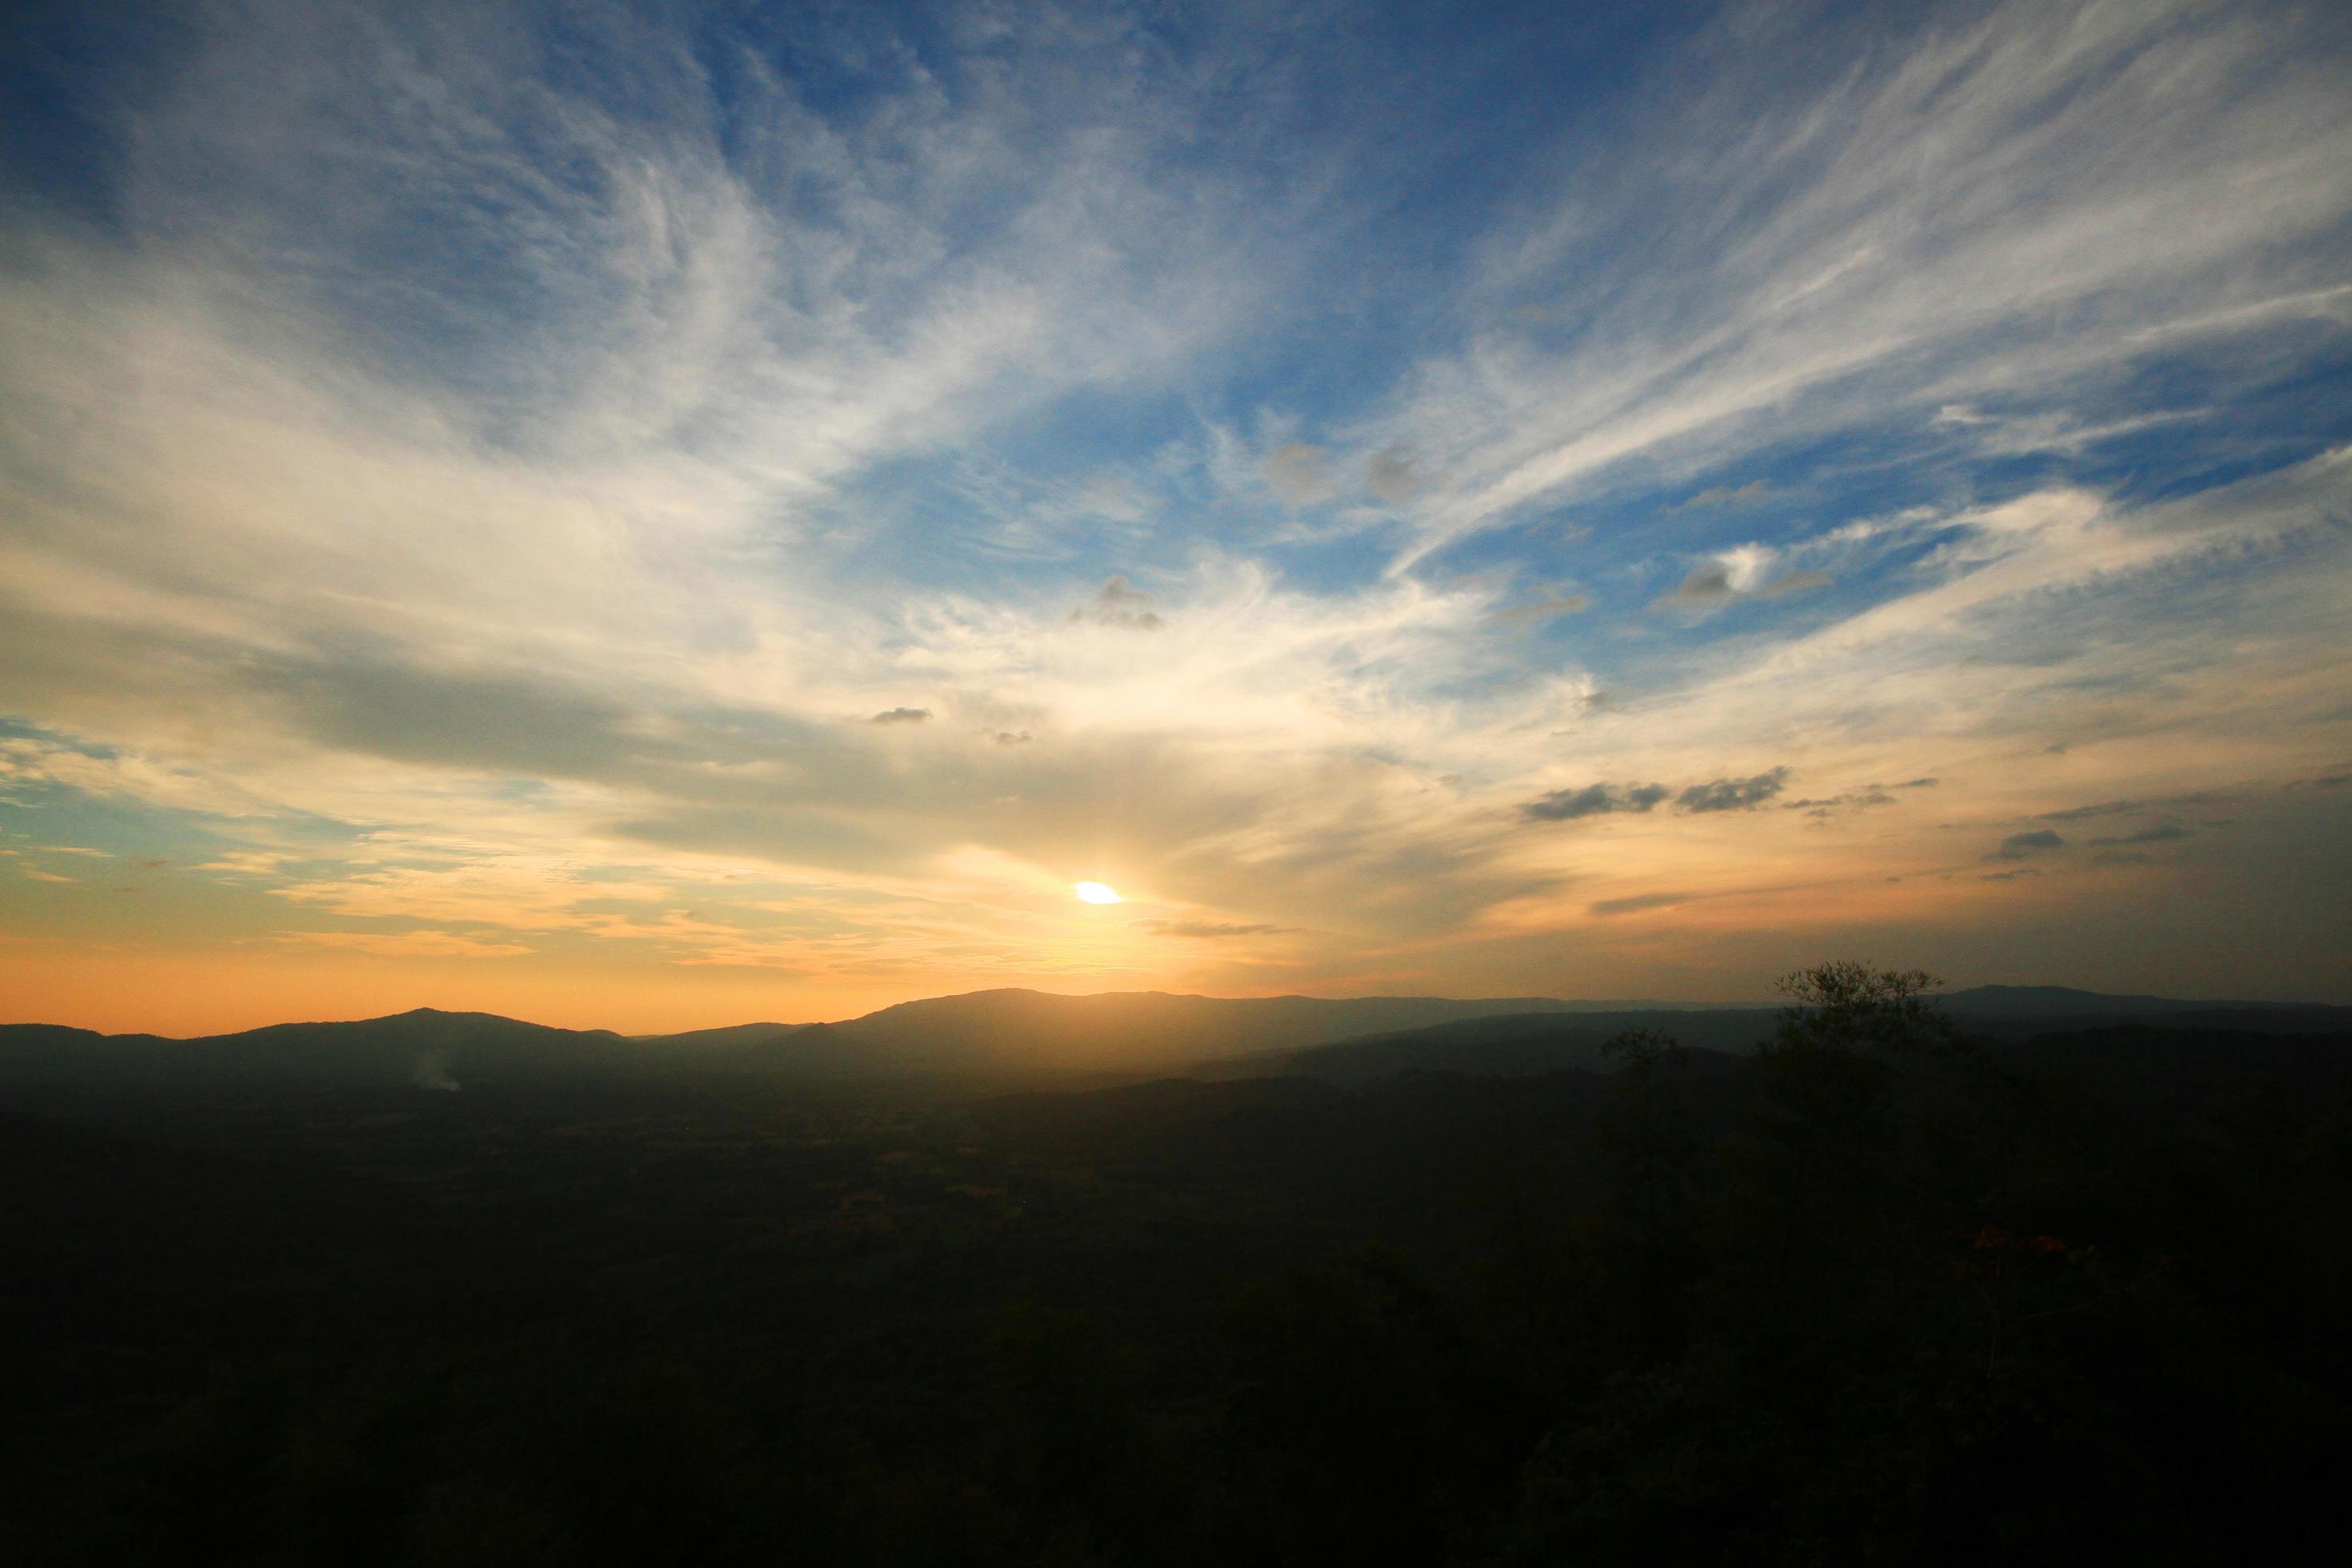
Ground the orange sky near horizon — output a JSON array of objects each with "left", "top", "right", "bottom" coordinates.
[{"left": 5, "top": 1, "right": 2350, "bottom": 1033}]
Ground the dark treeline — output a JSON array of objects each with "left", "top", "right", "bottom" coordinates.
[{"left": 5, "top": 964, "right": 2349, "bottom": 1564}]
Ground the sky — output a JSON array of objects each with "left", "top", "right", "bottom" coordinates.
[{"left": 2, "top": 0, "right": 2349, "bottom": 1034}]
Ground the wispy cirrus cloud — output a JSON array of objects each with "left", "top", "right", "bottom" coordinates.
[
  {"left": 1131, "top": 918, "right": 1294, "bottom": 939},
  {"left": 2, "top": 0, "right": 2349, "bottom": 1026},
  {"left": 1370, "top": 0, "right": 2352, "bottom": 574}
]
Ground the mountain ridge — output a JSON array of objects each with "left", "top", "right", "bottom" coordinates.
[{"left": 6, "top": 983, "right": 2345, "bottom": 1091}]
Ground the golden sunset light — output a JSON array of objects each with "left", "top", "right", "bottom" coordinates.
[
  {"left": 5, "top": 4, "right": 2348, "bottom": 1556},
  {"left": 0, "top": 0, "right": 2346, "bottom": 1038}
]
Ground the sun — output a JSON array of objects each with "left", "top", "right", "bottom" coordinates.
[{"left": 1074, "top": 882, "right": 1123, "bottom": 905}]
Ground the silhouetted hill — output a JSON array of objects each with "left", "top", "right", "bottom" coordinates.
[
  {"left": 1238, "top": 993, "right": 2352, "bottom": 1086},
  {"left": 811, "top": 988, "right": 1595, "bottom": 1076},
  {"left": 2, "top": 992, "right": 1592, "bottom": 1090},
  {"left": 1942, "top": 984, "right": 2203, "bottom": 1017},
  {"left": 1988, "top": 1022, "right": 2352, "bottom": 1107},
  {"left": 639, "top": 1020, "right": 802, "bottom": 1049},
  {"left": 7, "top": 984, "right": 2346, "bottom": 1094},
  {"left": 1942, "top": 984, "right": 2349, "bottom": 1029},
  {"left": 0, "top": 1008, "right": 637, "bottom": 1091},
  {"left": 6, "top": 987, "right": 2350, "bottom": 1562},
  {"left": 1218, "top": 1010, "right": 1772, "bottom": 1085}
]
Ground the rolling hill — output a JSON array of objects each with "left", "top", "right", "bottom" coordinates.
[{"left": 5, "top": 985, "right": 2344, "bottom": 1093}]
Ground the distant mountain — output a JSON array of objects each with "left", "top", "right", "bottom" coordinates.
[
  {"left": 642, "top": 1021, "right": 798, "bottom": 1048},
  {"left": 1943, "top": 985, "right": 2234, "bottom": 1018},
  {"left": 809, "top": 990, "right": 1597, "bottom": 1077},
  {"left": 1218, "top": 1010, "right": 1775, "bottom": 1086},
  {"left": 0, "top": 990, "right": 1589, "bottom": 1090},
  {"left": 1217, "top": 990, "right": 2352, "bottom": 1086},
  {"left": 0, "top": 1009, "right": 639, "bottom": 1091},
  {"left": 6, "top": 984, "right": 2344, "bottom": 1093},
  {"left": 1940, "top": 986, "right": 2350, "bottom": 1034}
]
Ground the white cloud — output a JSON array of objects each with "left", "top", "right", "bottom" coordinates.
[
  {"left": 1366, "top": 0, "right": 2352, "bottom": 572},
  {"left": 2, "top": 1, "right": 2348, "bottom": 1010}
]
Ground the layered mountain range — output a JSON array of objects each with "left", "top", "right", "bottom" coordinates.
[{"left": 4, "top": 985, "right": 2344, "bottom": 1093}]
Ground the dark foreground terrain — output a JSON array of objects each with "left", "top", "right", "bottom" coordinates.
[{"left": 5, "top": 978, "right": 2350, "bottom": 1565}]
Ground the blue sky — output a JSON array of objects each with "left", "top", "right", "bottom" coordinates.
[{"left": 2, "top": 0, "right": 2350, "bottom": 1030}]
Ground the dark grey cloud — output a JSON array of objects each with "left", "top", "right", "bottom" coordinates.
[
  {"left": 1786, "top": 775, "right": 1936, "bottom": 817},
  {"left": 1070, "top": 577, "right": 1165, "bottom": 630},
  {"left": 1676, "top": 768, "right": 1790, "bottom": 813},
  {"left": 1992, "top": 829, "right": 2066, "bottom": 858},
  {"left": 1519, "top": 781, "right": 1666, "bottom": 822},
  {"left": 1667, "top": 561, "right": 1737, "bottom": 605},
  {"left": 230, "top": 647, "right": 946, "bottom": 821},
  {"left": 234, "top": 647, "right": 1030, "bottom": 877},
  {"left": 1520, "top": 784, "right": 1614, "bottom": 822},
  {"left": 1592, "top": 892, "right": 1695, "bottom": 916},
  {"left": 0, "top": 614, "right": 771, "bottom": 796},
  {"left": 994, "top": 730, "right": 1032, "bottom": 746},
  {"left": 1130, "top": 918, "right": 1290, "bottom": 938},
  {"left": 1661, "top": 562, "right": 1826, "bottom": 614},
  {"left": 1523, "top": 771, "right": 1788, "bottom": 823},
  {"left": 1262, "top": 442, "right": 1335, "bottom": 506},
  {"left": 1787, "top": 788, "right": 1895, "bottom": 816},
  {"left": 1366, "top": 445, "right": 1420, "bottom": 503},
  {"left": 1979, "top": 867, "right": 2040, "bottom": 881},
  {"left": 2041, "top": 798, "right": 2142, "bottom": 821},
  {"left": 2086, "top": 823, "right": 2190, "bottom": 846},
  {"left": 2043, "top": 791, "right": 2234, "bottom": 822},
  {"left": 256, "top": 656, "right": 648, "bottom": 778}
]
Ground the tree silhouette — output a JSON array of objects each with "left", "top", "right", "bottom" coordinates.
[{"left": 1767, "top": 959, "right": 1958, "bottom": 1058}]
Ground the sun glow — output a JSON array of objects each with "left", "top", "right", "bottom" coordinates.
[{"left": 1074, "top": 882, "right": 1123, "bottom": 905}]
